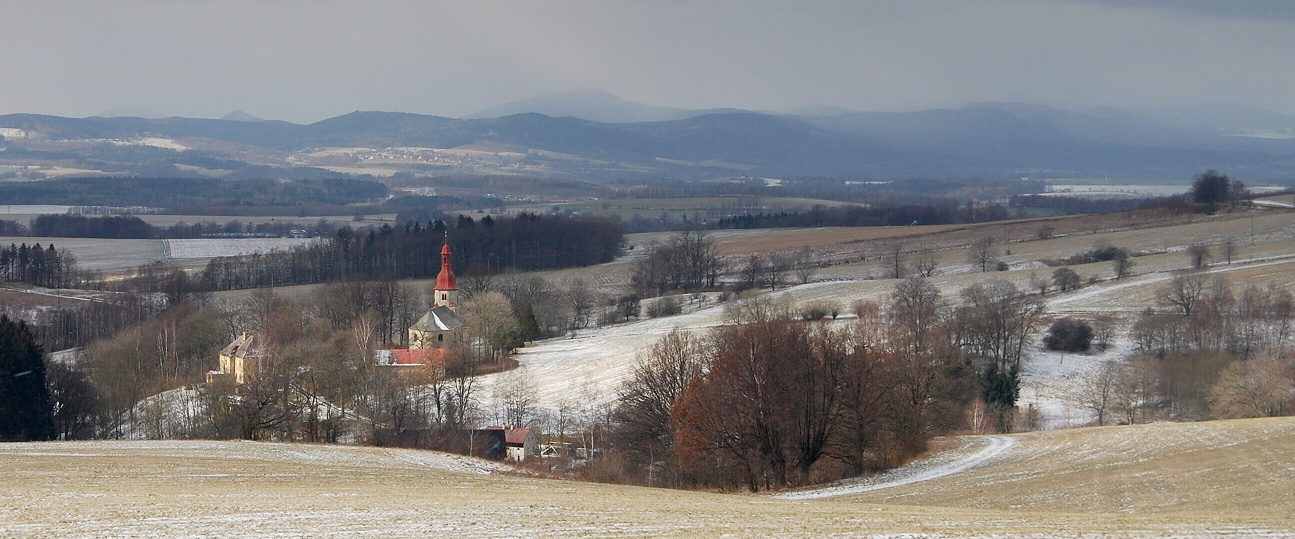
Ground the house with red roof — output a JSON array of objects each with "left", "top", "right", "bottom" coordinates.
[{"left": 475, "top": 426, "right": 539, "bottom": 462}]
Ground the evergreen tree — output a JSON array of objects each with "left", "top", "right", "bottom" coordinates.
[{"left": 0, "top": 315, "right": 55, "bottom": 441}]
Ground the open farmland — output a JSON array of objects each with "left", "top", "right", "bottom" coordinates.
[
  {"left": 0, "top": 236, "right": 166, "bottom": 272},
  {"left": 164, "top": 237, "right": 318, "bottom": 259},
  {"left": 479, "top": 207, "right": 1295, "bottom": 428},
  {"left": 3, "top": 418, "right": 1293, "bottom": 537}
]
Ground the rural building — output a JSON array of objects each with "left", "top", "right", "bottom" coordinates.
[
  {"left": 209, "top": 237, "right": 464, "bottom": 384},
  {"left": 383, "top": 237, "right": 462, "bottom": 371},
  {"left": 206, "top": 332, "right": 268, "bottom": 385},
  {"left": 475, "top": 426, "right": 539, "bottom": 462}
]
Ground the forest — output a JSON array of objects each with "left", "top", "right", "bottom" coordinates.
[{"left": 199, "top": 213, "right": 622, "bottom": 291}]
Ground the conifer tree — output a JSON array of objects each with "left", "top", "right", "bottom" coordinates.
[{"left": 0, "top": 315, "right": 55, "bottom": 441}]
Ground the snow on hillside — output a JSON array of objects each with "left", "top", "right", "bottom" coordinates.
[{"left": 165, "top": 237, "right": 319, "bottom": 259}]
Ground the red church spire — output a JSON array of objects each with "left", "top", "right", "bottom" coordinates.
[{"left": 435, "top": 235, "right": 457, "bottom": 292}]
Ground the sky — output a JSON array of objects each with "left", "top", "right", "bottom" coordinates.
[{"left": 5, "top": 0, "right": 1295, "bottom": 124}]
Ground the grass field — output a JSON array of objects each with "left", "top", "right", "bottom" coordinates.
[{"left": 3, "top": 418, "right": 1293, "bottom": 537}]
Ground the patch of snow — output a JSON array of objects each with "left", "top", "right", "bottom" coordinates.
[{"left": 165, "top": 238, "right": 318, "bottom": 259}]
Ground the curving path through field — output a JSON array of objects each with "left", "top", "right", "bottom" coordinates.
[{"left": 773, "top": 434, "right": 1017, "bottom": 500}]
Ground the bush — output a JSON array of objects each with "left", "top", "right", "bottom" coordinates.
[
  {"left": 798, "top": 300, "right": 837, "bottom": 321},
  {"left": 1043, "top": 317, "right": 1093, "bottom": 352},
  {"left": 646, "top": 296, "right": 683, "bottom": 318}
]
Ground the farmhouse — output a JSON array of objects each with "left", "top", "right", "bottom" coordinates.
[
  {"left": 208, "top": 237, "right": 463, "bottom": 384},
  {"left": 206, "top": 332, "right": 268, "bottom": 385},
  {"left": 475, "top": 426, "right": 539, "bottom": 462}
]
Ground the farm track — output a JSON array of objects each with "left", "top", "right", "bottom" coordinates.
[{"left": 774, "top": 435, "right": 1017, "bottom": 500}]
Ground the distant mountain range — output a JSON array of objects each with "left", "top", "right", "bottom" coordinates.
[{"left": 4, "top": 94, "right": 1295, "bottom": 182}]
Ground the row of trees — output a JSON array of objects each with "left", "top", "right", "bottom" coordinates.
[
  {"left": 200, "top": 214, "right": 622, "bottom": 291},
  {"left": 0, "top": 243, "right": 76, "bottom": 288},
  {"left": 714, "top": 202, "right": 1012, "bottom": 230}
]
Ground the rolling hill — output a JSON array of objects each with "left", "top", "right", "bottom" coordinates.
[
  {"left": 5, "top": 99, "right": 1295, "bottom": 181},
  {"left": 3, "top": 418, "right": 1292, "bottom": 537}
]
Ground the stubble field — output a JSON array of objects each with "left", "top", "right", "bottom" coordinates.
[{"left": 4, "top": 418, "right": 1294, "bottom": 537}]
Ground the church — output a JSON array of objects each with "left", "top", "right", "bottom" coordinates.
[
  {"left": 211, "top": 237, "right": 464, "bottom": 384},
  {"left": 375, "top": 238, "right": 465, "bottom": 371}
]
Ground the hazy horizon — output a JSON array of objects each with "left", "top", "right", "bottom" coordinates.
[{"left": 6, "top": 1, "right": 1295, "bottom": 124}]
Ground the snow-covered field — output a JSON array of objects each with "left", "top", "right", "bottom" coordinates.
[
  {"left": 0, "top": 204, "right": 75, "bottom": 215},
  {"left": 164, "top": 237, "right": 319, "bottom": 259}
]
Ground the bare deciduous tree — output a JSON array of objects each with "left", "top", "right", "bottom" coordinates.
[
  {"left": 1187, "top": 244, "right": 1212, "bottom": 269},
  {"left": 1161, "top": 272, "right": 1209, "bottom": 316},
  {"left": 912, "top": 251, "right": 939, "bottom": 277},
  {"left": 1111, "top": 248, "right": 1135, "bottom": 279},
  {"left": 885, "top": 242, "right": 906, "bottom": 279},
  {"left": 1208, "top": 355, "right": 1294, "bottom": 419},
  {"left": 966, "top": 236, "right": 998, "bottom": 273}
]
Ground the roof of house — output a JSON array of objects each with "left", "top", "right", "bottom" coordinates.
[
  {"left": 409, "top": 305, "right": 463, "bottom": 332},
  {"left": 374, "top": 348, "right": 445, "bottom": 366},
  {"left": 219, "top": 332, "right": 269, "bottom": 359},
  {"left": 483, "top": 426, "right": 535, "bottom": 446}
]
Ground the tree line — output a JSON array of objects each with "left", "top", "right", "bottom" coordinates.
[
  {"left": 713, "top": 202, "right": 1011, "bottom": 230},
  {"left": 0, "top": 243, "right": 76, "bottom": 288},
  {"left": 1, "top": 214, "right": 336, "bottom": 240},
  {"left": 199, "top": 213, "right": 622, "bottom": 291}
]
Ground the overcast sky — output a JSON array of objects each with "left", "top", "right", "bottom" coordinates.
[{"left": 5, "top": 0, "right": 1295, "bottom": 124}]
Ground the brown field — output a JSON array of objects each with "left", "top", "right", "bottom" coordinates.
[{"left": 3, "top": 418, "right": 1293, "bottom": 537}]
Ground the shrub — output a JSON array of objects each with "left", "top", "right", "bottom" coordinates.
[
  {"left": 799, "top": 301, "right": 833, "bottom": 321},
  {"left": 1044, "top": 317, "right": 1093, "bottom": 352},
  {"left": 646, "top": 296, "right": 683, "bottom": 318}
]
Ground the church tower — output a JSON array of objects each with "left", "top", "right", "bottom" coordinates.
[{"left": 433, "top": 235, "right": 458, "bottom": 311}]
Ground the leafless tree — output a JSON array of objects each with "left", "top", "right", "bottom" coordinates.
[
  {"left": 738, "top": 255, "right": 764, "bottom": 291},
  {"left": 966, "top": 236, "right": 998, "bottom": 273},
  {"left": 460, "top": 291, "right": 520, "bottom": 362},
  {"left": 1111, "top": 248, "right": 1135, "bottom": 279},
  {"left": 1222, "top": 237, "right": 1238, "bottom": 265},
  {"left": 457, "top": 263, "right": 495, "bottom": 301},
  {"left": 1187, "top": 244, "right": 1212, "bottom": 269},
  {"left": 912, "top": 251, "right": 939, "bottom": 277},
  {"left": 793, "top": 247, "right": 818, "bottom": 284},
  {"left": 1051, "top": 267, "right": 1082, "bottom": 292},
  {"left": 1161, "top": 271, "right": 1209, "bottom": 316},
  {"left": 493, "top": 370, "right": 538, "bottom": 428},
  {"left": 1208, "top": 355, "right": 1294, "bottom": 419},
  {"left": 762, "top": 252, "right": 793, "bottom": 290},
  {"left": 611, "top": 329, "right": 710, "bottom": 485},
  {"left": 1069, "top": 361, "right": 1119, "bottom": 426},
  {"left": 885, "top": 242, "right": 906, "bottom": 279},
  {"left": 564, "top": 278, "right": 596, "bottom": 329}
]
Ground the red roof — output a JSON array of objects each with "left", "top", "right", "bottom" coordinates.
[
  {"left": 484, "top": 426, "right": 534, "bottom": 446},
  {"left": 385, "top": 348, "right": 444, "bottom": 366},
  {"left": 435, "top": 239, "right": 457, "bottom": 291}
]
